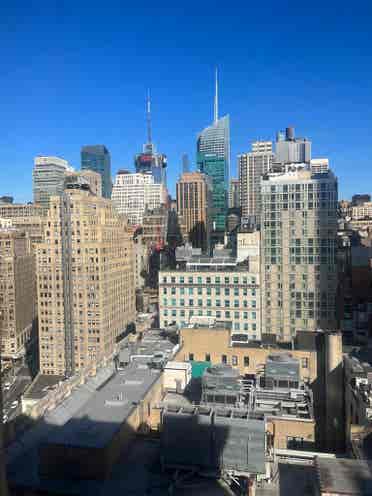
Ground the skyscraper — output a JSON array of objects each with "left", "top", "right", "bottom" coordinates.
[
  {"left": 275, "top": 127, "right": 311, "bottom": 164},
  {"left": 81, "top": 145, "right": 112, "bottom": 198},
  {"left": 182, "top": 153, "right": 190, "bottom": 174},
  {"left": 238, "top": 142, "right": 273, "bottom": 221},
  {"left": 261, "top": 164, "right": 338, "bottom": 342},
  {"left": 197, "top": 69, "right": 229, "bottom": 233},
  {"left": 36, "top": 183, "right": 135, "bottom": 377},
  {"left": 111, "top": 170, "right": 167, "bottom": 226},
  {"left": 33, "top": 156, "right": 74, "bottom": 208},
  {"left": 176, "top": 172, "right": 212, "bottom": 252},
  {"left": 135, "top": 92, "right": 167, "bottom": 186}
]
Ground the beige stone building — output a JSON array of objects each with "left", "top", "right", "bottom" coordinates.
[
  {"left": 261, "top": 166, "right": 338, "bottom": 342},
  {"left": 159, "top": 256, "right": 261, "bottom": 339},
  {"left": 0, "top": 203, "right": 47, "bottom": 250},
  {"left": 352, "top": 202, "right": 372, "bottom": 220},
  {"left": 0, "top": 229, "right": 36, "bottom": 365},
  {"left": 36, "top": 187, "right": 136, "bottom": 376},
  {"left": 176, "top": 172, "right": 212, "bottom": 251}
]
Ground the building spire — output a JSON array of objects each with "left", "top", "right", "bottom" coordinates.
[
  {"left": 147, "top": 89, "right": 152, "bottom": 144},
  {"left": 214, "top": 67, "right": 219, "bottom": 124}
]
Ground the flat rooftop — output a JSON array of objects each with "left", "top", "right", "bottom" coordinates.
[
  {"left": 23, "top": 373, "right": 65, "bottom": 400},
  {"left": 43, "top": 364, "right": 161, "bottom": 449},
  {"left": 316, "top": 458, "right": 372, "bottom": 495}
]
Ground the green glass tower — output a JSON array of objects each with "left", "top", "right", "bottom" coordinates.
[{"left": 197, "top": 70, "right": 229, "bottom": 233}]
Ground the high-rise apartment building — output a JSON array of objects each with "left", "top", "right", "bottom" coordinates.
[
  {"left": 36, "top": 185, "right": 135, "bottom": 376},
  {"left": 176, "top": 172, "right": 212, "bottom": 252},
  {"left": 261, "top": 165, "right": 338, "bottom": 342},
  {"left": 81, "top": 145, "right": 111, "bottom": 198},
  {"left": 0, "top": 228, "right": 36, "bottom": 366},
  {"left": 111, "top": 171, "right": 167, "bottom": 226},
  {"left": 33, "top": 156, "right": 74, "bottom": 208},
  {"left": 228, "top": 178, "right": 240, "bottom": 209},
  {"left": 135, "top": 93, "right": 167, "bottom": 186},
  {"left": 275, "top": 127, "right": 311, "bottom": 164},
  {"left": 197, "top": 70, "right": 229, "bottom": 233},
  {"left": 238, "top": 141, "right": 273, "bottom": 221}
]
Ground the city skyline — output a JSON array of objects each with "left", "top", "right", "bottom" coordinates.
[{"left": 1, "top": 4, "right": 371, "bottom": 202}]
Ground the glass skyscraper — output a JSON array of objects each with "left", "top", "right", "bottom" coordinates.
[
  {"left": 81, "top": 145, "right": 112, "bottom": 198},
  {"left": 196, "top": 74, "right": 230, "bottom": 233}
]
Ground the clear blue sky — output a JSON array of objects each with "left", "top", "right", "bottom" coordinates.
[{"left": 1, "top": 1, "right": 371, "bottom": 202}]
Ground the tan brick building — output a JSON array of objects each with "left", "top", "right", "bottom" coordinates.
[
  {"left": 0, "top": 229, "right": 36, "bottom": 365},
  {"left": 176, "top": 172, "right": 212, "bottom": 251},
  {"left": 0, "top": 203, "right": 47, "bottom": 249},
  {"left": 36, "top": 187, "right": 136, "bottom": 376},
  {"left": 176, "top": 323, "right": 317, "bottom": 382}
]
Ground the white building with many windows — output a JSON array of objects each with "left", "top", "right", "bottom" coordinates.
[
  {"left": 159, "top": 255, "right": 261, "bottom": 340},
  {"left": 111, "top": 170, "right": 167, "bottom": 226}
]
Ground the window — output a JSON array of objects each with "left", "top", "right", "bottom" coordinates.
[
  {"left": 171, "top": 276, "right": 176, "bottom": 283},
  {"left": 243, "top": 312, "right": 248, "bottom": 319},
  {"left": 198, "top": 299, "right": 203, "bottom": 306},
  {"left": 232, "top": 355, "right": 238, "bottom": 366},
  {"left": 234, "top": 288, "right": 239, "bottom": 296},
  {"left": 171, "top": 288, "right": 176, "bottom": 295},
  {"left": 244, "top": 356, "right": 250, "bottom": 367},
  {"left": 189, "top": 299, "right": 194, "bottom": 306},
  {"left": 180, "top": 288, "right": 185, "bottom": 295},
  {"left": 216, "top": 310, "right": 221, "bottom": 318},
  {"left": 163, "top": 309, "right": 168, "bottom": 316},
  {"left": 225, "top": 311, "right": 230, "bottom": 318},
  {"left": 234, "top": 311, "right": 239, "bottom": 319},
  {"left": 244, "top": 323, "right": 248, "bottom": 331},
  {"left": 180, "top": 276, "right": 184, "bottom": 284},
  {"left": 197, "top": 287, "right": 202, "bottom": 295},
  {"left": 171, "top": 298, "right": 176, "bottom": 306},
  {"left": 207, "top": 287, "right": 211, "bottom": 295},
  {"left": 215, "top": 276, "right": 221, "bottom": 284},
  {"left": 234, "top": 300, "right": 239, "bottom": 308},
  {"left": 206, "top": 353, "right": 211, "bottom": 362},
  {"left": 171, "top": 309, "right": 176, "bottom": 317},
  {"left": 287, "top": 436, "right": 304, "bottom": 449},
  {"left": 189, "top": 353, "right": 194, "bottom": 361},
  {"left": 207, "top": 299, "right": 212, "bottom": 307},
  {"left": 188, "top": 277, "right": 193, "bottom": 284},
  {"left": 222, "top": 354, "right": 227, "bottom": 364},
  {"left": 234, "top": 322, "right": 240, "bottom": 330},
  {"left": 301, "top": 357, "right": 309, "bottom": 368},
  {"left": 206, "top": 277, "right": 211, "bottom": 284},
  {"left": 188, "top": 287, "right": 194, "bottom": 295},
  {"left": 163, "top": 288, "right": 167, "bottom": 295},
  {"left": 180, "top": 299, "right": 185, "bottom": 306},
  {"left": 233, "top": 277, "right": 239, "bottom": 284},
  {"left": 197, "top": 276, "right": 202, "bottom": 284},
  {"left": 225, "top": 300, "right": 230, "bottom": 307},
  {"left": 215, "top": 287, "right": 221, "bottom": 295},
  {"left": 224, "top": 288, "right": 230, "bottom": 296},
  {"left": 224, "top": 277, "right": 229, "bottom": 284}
]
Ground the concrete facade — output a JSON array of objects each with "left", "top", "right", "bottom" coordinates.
[{"left": 261, "top": 167, "right": 338, "bottom": 342}]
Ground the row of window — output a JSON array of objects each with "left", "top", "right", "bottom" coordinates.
[
  {"left": 161, "top": 275, "right": 257, "bottom": 285},
  {"left": 162, "top": 298, "right": 257, "bottom": 309},
  {"left": 163, "top": 287, "right": 256, "bottom": 297}
]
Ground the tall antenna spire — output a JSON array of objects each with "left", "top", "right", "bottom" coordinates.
[
  {"left": 214, "top": 67, "right": 219, "bottom": 124},
  {"left": 147, "top": 89, "right": 152, "bottom": 144}
]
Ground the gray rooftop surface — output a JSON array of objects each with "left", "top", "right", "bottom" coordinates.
[
  {"left": 23, "top": 373, "right": 64, "bottom": 400},
  {"left": 43, "top": 364, "right": 161, "bottom": 449},
  {"left": 316, "top": 458, "right": 372, "bottom": 495}
]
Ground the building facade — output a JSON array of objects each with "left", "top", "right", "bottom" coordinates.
[
  {"left": 36, "top": 187, "right": 136, "bottom": 376},
  {"left": 0, "top": 229, "right": 36, "bottom": 364},
  {"left": 111, "top": 171, "right": 167, "bottom": 226},
  {"left": 159, "top": 257, "right": 261, "bottom": 339},
  {"left": 0, "top": 203, "right": 48, "bottom": 249},
  {"left": 238, "top": 141, "right": 273, "bottom": 221},
  {"left": 275, "top": 127, "right": 311, "bottom": 164},
  {"left": 352, "top": 202, "right": 372, "bottom": 220},
  {"left": 176, "top": 172, "right": 212, "bottom": 252},
  {"left": 261, "top": 166, "right": 338, "bottom": 341},
  {"left": 228, "top": 178, "right": 240, "bottom": 209},
  {"left": 81, "top": 145, "right": 111, "bottom": 198},
  {"left": 33, "top": 156, "right": 74, "bottom": 208},
  {"left": 65, "top": 169, "right": 102, "bottom": 197}
]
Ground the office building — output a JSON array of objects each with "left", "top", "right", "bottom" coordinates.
[
  {"left": 36, "top": 184, "right": 135, "bottom": 377},
  {"left": 142, "top": 206, "right": 168, "bottom": 249},
  {"left": 0, "top": 196, "right": 13, "bottom": 204},
  {"left": 228, "top": 178, "right": 240, "bottom": 209},
  {"left": 310, "top": 158, "right": 329, "bottom": 174},
  {"left": 197, "top": 70, "right": 229, "bottom": 233},
  {"left": 352, "top": 194, "right": 371, "bottom": 206},
  {"left": 352, "top": 202, "right": 372, "bottom": 220},
  {"left": 81, "top": 145, "right": 111, "bottom": 198},
  {"left": 176, "top": 172, "right": 212, "bottom": 251},
  {"left": 65, "top": 169, "right": 102, "bottom": 196},
  {"left": 182, "top": 153, "right": 190, "bottom": 174},
  {"left": 261, "top": 164, "right": 338, "bottom": 342},
  {"left": 111, "top": 171, "right": 167, "bottom": 226},
  {"left": 135, "top": 92, "right": 167, "bottom": 186},
  {"left": 159, "top": 253, "right": 261, "bottom": 339},
  {"left": 275, "top": 127, "right": 311, "bottom": 164},
  {"left": 33, "top": 156, "right": 74, "bottom": 208},
  {"left": 238, "top": 141, "right": 273, "bottom": 220},
  {"left": 0, "top": 203, "right": 48, "bottom": 249},
  {"left": 0, "top": 228, "right": 36, "bottom": 366}
]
